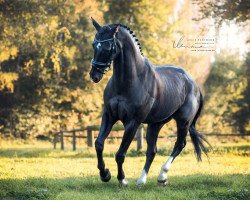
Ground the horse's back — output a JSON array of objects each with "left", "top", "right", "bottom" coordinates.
[
  {"left": 156, "top": 65, "right": 185, "bottom": 74},
  {"left": 155, "top": 65, "right": 187, "bottom": 80},
  {"left": 155, "top": 65, "right": 197, "bottom": 93}
]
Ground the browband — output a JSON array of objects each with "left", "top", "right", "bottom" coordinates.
[{"left": 94, "top": 38, "right": 114, "bottom": 43}]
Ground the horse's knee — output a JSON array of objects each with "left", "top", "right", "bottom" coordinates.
[{"left": 95, "top": 139, "right": 104, "bottom": 152}]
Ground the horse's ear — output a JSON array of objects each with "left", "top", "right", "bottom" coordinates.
[{"left": 91, "top": 17, "right": 101, "bottom": 31}]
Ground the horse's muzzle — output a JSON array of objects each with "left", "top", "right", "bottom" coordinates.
[
  {"left": 90, "top": 67, "right": 103, "bottom": 83},
  {"left": 91, "top": 76, "right": 100, "bottom": 83}
]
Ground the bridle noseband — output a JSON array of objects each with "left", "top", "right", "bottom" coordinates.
[{"left": 91, "top": 37, "right": 117, "bottom": 74}]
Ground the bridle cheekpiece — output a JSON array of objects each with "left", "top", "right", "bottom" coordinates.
[{"left": 91, "top": 37, "right": 117, "bottom": 74}]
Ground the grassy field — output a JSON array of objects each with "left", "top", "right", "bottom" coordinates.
[{"left": 0, "top": 137, "right": 249, "bottom": 200}]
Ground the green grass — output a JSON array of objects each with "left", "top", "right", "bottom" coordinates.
[
  {"left": 0, "top": 139, "right": 249, "bottom": 200},
  {"left": 0, "top": 175, "right": 249, "bottom": 200}
]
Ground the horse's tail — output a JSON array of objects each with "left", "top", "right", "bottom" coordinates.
[{"left": 189, "top": 91, "right": 211, "bottom": 161}]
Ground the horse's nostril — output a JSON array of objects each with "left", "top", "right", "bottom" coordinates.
[{"left": 93, "top": 77, "right": 99, "bottom": 82}]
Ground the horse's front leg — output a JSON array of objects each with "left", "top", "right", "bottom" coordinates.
[
  {"left": 115, "top": 120, "right": 140, "bottom": 186},
  {"left": 136, "top": 123, "right": 164, "bottom": 186},
  {"left": 95, "top": 111, "right": 116, "bottom": 182}
]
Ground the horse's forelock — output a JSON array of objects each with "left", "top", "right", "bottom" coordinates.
[{"left": 96, "top": 24, "right": 118, "bottom": 39}]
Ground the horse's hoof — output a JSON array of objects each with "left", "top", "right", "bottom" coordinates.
[
  {"left": 136, "top": 179, "right": 146, "bottom": 187},
  {"left": 119, "top": 179, "right": 128, "bottom": 187},
  {"left": 157, "top": 179, "right": 168, "bottom": 187},
  {"left": 136, "top": 182, "right": 145, "bottom": 188},
  {"left": 100, "top": 169, "right": 111, "bottom": 182}
]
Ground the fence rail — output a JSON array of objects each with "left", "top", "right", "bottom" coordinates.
[
  {"left": 53, "top": 124, "right": 144, "bottom": 151},
  {"left": 53, "top": 125, "right": 250, "bottom": 151}
]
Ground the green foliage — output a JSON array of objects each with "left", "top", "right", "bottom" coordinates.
[
  {"left": 0, "top": 0, "right": 104, "bottom": 137},
  {"left": 0, "top": 0, "right": 204, "bottom": 138},
  {"left": 105, "top": 0, "right": 178, "bottom": 64},
  {"left": 194, "top": 0, "right": 250, "bottom": 25},
  {"left": 0, "top": 72, "right": 18, "bottom": 92},
  {"left": 0, "top": 0, "right": 248, "bottom": 138},
  {"left": 232, "top": 52, "right": 250, "bottom": 133},
  {"left": 200, "top": 51, "right": 250, "bottom": 134}
]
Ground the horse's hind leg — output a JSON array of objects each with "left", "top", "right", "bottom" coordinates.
[
  {"left": 157, "top": 95, "right": 199, "bottom": 186},
  {"left": 157, "top": 121, "right": 189, "bottom": 185},
  {"left": 136, "top": 123, "right": 164, "bottom": 186}
]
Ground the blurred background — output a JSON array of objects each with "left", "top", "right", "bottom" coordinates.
[
  {"left": 0, "top": 1, "right": 249, "bottom": 199},
  {"left": 0, "top": 0, "right": 249, "bottom": 140}
]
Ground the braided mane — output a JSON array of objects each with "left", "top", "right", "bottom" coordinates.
[{"left": 118, "top": 24, "right": 144, "bottom": 56}]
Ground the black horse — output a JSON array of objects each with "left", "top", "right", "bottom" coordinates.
[{"left": 89, "top": 18, "right": 209, "bottom": 186}]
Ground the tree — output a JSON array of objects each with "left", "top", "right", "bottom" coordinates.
[
  {"left": 200, "top": 51, "right": 249, "bottom": 134},
  {"left": 232, "top": 52, "right": 250, "bottom": 134},
  {"left": 0, "top": 0, "right": 104, "bottom": 137},
  {"left": 104, "top": 0, "right": 179, "bottom": 64},
  {"left": 193, "top": 0, "right": 250, "bottom": 25},
  {"left": 105, "top": 0, "right": 211, "bottom": 79}
]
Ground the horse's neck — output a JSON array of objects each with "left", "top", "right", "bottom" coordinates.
[{"left": 113, "top": 39, "right": 144, "bottom": 90}]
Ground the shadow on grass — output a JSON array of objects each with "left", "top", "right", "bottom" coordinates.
[{"left": 0, "top": 174, "right": 249, "bottom": 200}]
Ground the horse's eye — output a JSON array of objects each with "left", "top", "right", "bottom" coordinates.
[
  {"left": 103, "top": 46, "right": 111, "bottom": 51},
  {"left": 103, "top": 42, "right": 112, "bottom": 50}
]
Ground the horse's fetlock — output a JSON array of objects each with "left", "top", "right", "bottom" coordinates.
[{"left": 97, "top": 164, "right": 105, "bottom": 171}]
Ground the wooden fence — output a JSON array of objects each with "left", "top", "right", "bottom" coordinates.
[
  {"left": 53, "top": 125, "right": 250, "bottom": 151},
  {"left": 53, "top": 124, "right": 144, "bottom": 151}
]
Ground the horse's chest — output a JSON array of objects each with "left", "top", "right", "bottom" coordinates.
[{"left": 108, "top": 97, "right": 131, "bottom": 120}]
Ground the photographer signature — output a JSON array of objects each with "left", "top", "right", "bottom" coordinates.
[{"left": 173, "top": 35, "right": 215, "bottom": 51}]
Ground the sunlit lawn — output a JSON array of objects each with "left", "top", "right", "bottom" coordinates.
[{"left": 0, "top": 138, "right": 249, "bottom": 200}]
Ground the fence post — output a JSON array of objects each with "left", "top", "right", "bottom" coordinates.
[
  {"left": 72, "top": 131, "right": 76, "bottom": 151},
  {"left": 53, "top": 134, "right": 57, "bottom": 149},
  {"left": 87, "top": 129, "right": 94, "bottom": 147},
  {"left": 136, "top": 126, "right": 143, "bottom": 151},
  {"left": 60, "top": 131, "right": 64, "bottom": 150}
]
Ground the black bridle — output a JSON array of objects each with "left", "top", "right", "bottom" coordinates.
[{"left": 91, "top": 37, "right": 117, "bottom": 74}]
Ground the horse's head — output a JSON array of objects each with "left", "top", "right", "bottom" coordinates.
[{"left": 90, "top": 18, "right": 120, "bottom": 83}]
